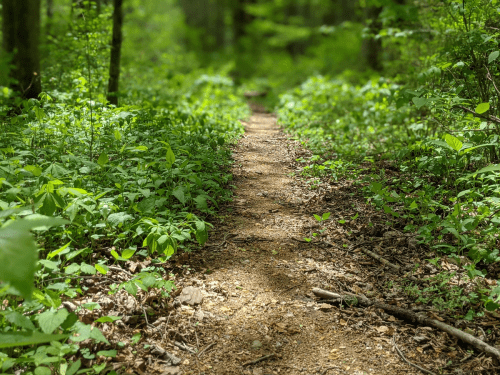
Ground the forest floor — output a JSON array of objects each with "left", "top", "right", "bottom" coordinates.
[{"left": 91, "top": 107, "right": 496, "bottom": 375}]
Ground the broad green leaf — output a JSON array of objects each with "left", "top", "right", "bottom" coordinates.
[
  {"left": 121, "top": 249, "right": 135, "bottom": 259},
  {"left": 113, "top": 129, "right": 122, "bottom": 141},
  {"left": 166, "top": 146, "right": 175, "bottom": 168},
  {"left": 476, "top": 102, "right": 490, "bottom": 114},
  {"left": 467, "top": 164, "right": 500, "bottom": 177},
  {"left": 97, "top": 153, "right": 109, "bottom": 167},
  {"left": 38, "top": 309, "right": 69, "bottom": 334},
  {"left": 95, "top": 316, "right": 122, "bottom": 323},
  {"left": 444, "top": 134, "right": 463, "bottom": 152},
  {"left": 107, "top": 212, "right": 133, "bottom": 226},
  {"left": 4, "top": 311, "right": 35, "bottom": 330},
  {"left": 35, "top": 367, "right": 52, "bottom": 375},
  {"left": 195, "top": 220, "right": 208, "bottom": 245},
  {"left": 24, "top": 165, "right": 42, "bottom": 177},
  {"left": 80, "top": 263, "right": 96, "bottom": 275},
  {"left": 172, "top": 186, "right": 186, "bottom": 204},
  {"left": 488, "top": 51, "right": 499, "bottom": 64},
  {"left": 95, "top": 264, "right": 109, "bottom": 275},
  {"left": 123, "top": 282, "right": 138, "bottom": 296},
  {"left": 412, "top": 97, "right": 428, "bottom": 109},
  {"left": 409, "top": 201, "right": 418, "bottom": 210},
  {"left": 0, "top": 331, "right": 67, "bottom": 348},
  {"left": 97, "top": 350, "right": 117, "bottom": 358},
  {"left": 66, "top": 360, "right": 82, "bottom": 375},
  {"left": 0, "top": 217, "right": 67, "bottom": 299},
  {"left": 322, "top": 212, "right": 331, "bottom": 220},
  {"left": 313, "top": 214, "right": 321, "bottom": 221}
]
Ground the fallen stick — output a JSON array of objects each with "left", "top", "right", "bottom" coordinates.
[
  {"left": 242, "top": 353, "right": 276, "bottom": 366},
  {"left": 392, "top": 335, "right": 436, "bottom": 375},
  {"left": 312, "top": 288, "right": 500, "bottom": 361},
  {"left": 359, "top": 247, "right": 400, "bottom": 271},
  {"left": 198, "top": 343, "right": 216, "bottom": 358}
]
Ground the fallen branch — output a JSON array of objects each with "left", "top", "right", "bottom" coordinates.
[
  {"left": 453, "top": 105, "right": 500, "bottom": 124},
  {"left": 392, "top": 335, "right": 436, "bottom": 375},
  {"left": 312, "top": 288, "right": 500, "bottom": 362},
  {"left": 242, "top": 353, "right": 276, "bottom": 366}
]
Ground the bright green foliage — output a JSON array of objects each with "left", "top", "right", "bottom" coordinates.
[{"left": 278, "top": 0, "right": 500, "bottom": 317}]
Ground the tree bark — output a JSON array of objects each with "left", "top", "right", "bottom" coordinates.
[
  {"left": 362, "top": 5, "right": 383, "bottom": 71},
  {"left": 107, "top": 0, "right": 123, "bottom": 106},
  {"left": 2, "top": 0, "right": 42, "bottom": 99}
]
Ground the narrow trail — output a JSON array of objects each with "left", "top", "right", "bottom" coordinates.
[{"left": 183, "top": 109, "right": 418, "bottom": 374}]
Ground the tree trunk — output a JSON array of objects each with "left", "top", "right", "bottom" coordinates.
[
  {"left": 362, "top": 5, "right": 383, "bottom": 71},
  {"left": 2, "top": 0, "right": 42, "bottom": 99},
  {"left": 107, "top": 0, "right": 123, "bottom": 106},
  {"left": 46, "top": 0, "right": 54, "bottom": 36}
]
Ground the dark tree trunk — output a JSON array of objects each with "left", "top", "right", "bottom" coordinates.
[
  {"left": 2, "top": 0, "right": 42, "bottom": 99},
  {"left": 362, "top": 5, "right": 383, "bottom": 71},
  {"left": 46, "top": 0, "right": 54, "bottom": 36},
  {"left": 107, "top": 0, "right": 123, "bottom": 106}
]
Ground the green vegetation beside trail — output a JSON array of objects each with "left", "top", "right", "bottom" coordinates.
[{"left": 277, "top": 0, "right": 500, "bottom": 319}]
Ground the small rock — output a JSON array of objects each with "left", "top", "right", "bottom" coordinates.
[
  {"left": 413, "top": 336, "right": 429, "bottom": 343},
  {"left": 256, "top": 193, "right": 263, "bottom": 196},
  {"left": 177, "top": 286, "right": 203, "bottom": 306},
  {"left": 166, "top": 352, "right": 182, "bottom": 366},
  {"left": 194, "top": 310, "right": 205, "bottom": 322},
  {"left": 251, "top": 340, "right": 262, "bottom": 350},
  {"left": 318, "top": 303, "right": 333, "bottom": 312},
  {"left": 162, "top": 366, "right": 182, "bottom": 375}
]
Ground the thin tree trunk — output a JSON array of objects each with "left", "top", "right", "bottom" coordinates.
[
  {"left": 362, "top": 5, "right": 383, "bottom": 71},
  {"left": 107, "top": 0, "right": 123, "bottom": 106},
  {"left": 46, "top": 0, "right": 54, "bottom": 36},
  {"left": 2, "top": 0, "right": 42, "bottom": 99}
]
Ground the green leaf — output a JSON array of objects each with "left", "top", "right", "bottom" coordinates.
[
  {"left": 409, "top": 201, "right": 418, "bottom": 210},
  {"left": 166, "top": 147, "right": 176, "bottom": 168},
  {"left": 95, "top": 316, "right": 122, "bottom": 323},
  {"left": 195, "top": 220, "right": 208, "bottom": 245},
  {"left": 66, "top": 360, "right": 82, "bottom": 375},
  {"left": 0, "top": 331, "right": 67, "bottom": 348},
  {"left": 47, "top": 241, "right": 71, "bottom": 259},
  {"left": 131, "top": 332, "right": 141, "bottom": 345},
  {"left": 121, "top": 249, "right": 135, "bottom": 259},
  {"left": 488, "top": 51, "right": 499, "bottom": 64},
  {"left": 107, "top": 212, "right": 133, "bottom": 226},
  {"left": 97, "top": 350, "right": 117, "bottom": 358},
  {"left": 38, "top": 309, "right": 69, "bottom": 334},
  {"left": 444, "top": 134, "right": 463, "bottom": 152},
  {"left": 80, "top": 263, "right": 96, "bottom": 275},
  {"left": 485, "top": 301, "right": 500, "bottom": 311},
  {"left": 412, "top": 97, "right": 428, "bottom": 109},
  {"left": 0, "top": 217, "right": 67, "bottom": 299},
  {"left": 35, "top": 367, "right": 52, "bottom": 375},
  {"left": 95, "top": 264, "right": 109, "bottom": 275},
  {"left": 97, "top": 153, "right": 109, "bottom": 167},
  {"left": 476, "top": 102, "right": 490, "bottom": 114},
  {"left": 313, "top": 214, "right": 321, "bottom": 221},
  {"left": 172, "top": 186, "right": 186, "bottom": 204},
  {"left": 113, "top": 129, "right": 122, "bottom": 141},
  {"left": 123, "top": 282, "right": 138, "bottom": 296},
  {"left": 322, "top": 212, "right": 331, "bottom": 220},
  {"left": 467, "top": 164, "right": 500, "bottom": 177},
  {"left": 4, "top": 311, "right": 35, "bottom": 330}
]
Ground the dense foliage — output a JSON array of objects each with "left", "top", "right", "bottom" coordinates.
[{"left": 278, "top": 0, "right": 500, "bottom": 318}]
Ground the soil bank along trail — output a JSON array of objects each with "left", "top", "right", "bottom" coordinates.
[{"left": 178, "top": 109, "right": 420, "bottom": 375}]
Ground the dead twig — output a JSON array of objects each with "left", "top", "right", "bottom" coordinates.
[
  {"left": 392, "top": 335, "right": 436, "bottom": 375},
  {"left": 197, "top": 343, "right": 216, "bottom": 358},
  {"left": 312, "top": 288, "right": 500, "bottom": 362},
  {"left": 242, "top": 353, "right": 276, "bottom": 366},
  {"left": 174, "top": 341, "right": 196, "bottom": 354},
  {"left": 108, "top": 265, "right": 133, "bottom": 277}
]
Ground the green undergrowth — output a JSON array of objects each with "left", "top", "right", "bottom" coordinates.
[
  {"left": 0, "top": 77, "right": 247, "bottom": 373},
  {"left": 277, "top": 75, "right": 500, "bottom": 318}
]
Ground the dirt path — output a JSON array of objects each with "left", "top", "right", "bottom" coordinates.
[{"left": 178, "top": 109, "right": 419, "bottom": 375}]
